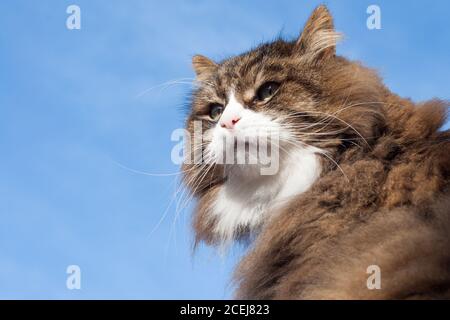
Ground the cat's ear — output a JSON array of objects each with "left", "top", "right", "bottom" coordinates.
[
  {"left": 192, "top": 55, "right": 218, "bottom": 81},
  {"left": 295, "top": 5, "right": 341, "bottom": 62}
]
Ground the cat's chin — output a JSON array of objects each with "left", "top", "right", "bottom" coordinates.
[{"left": 209, "top": 145, "right": 323, "bottom": 245}]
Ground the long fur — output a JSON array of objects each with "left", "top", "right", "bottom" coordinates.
[{"left": 184, "top": 5, "right": 450, "bottom": 299}]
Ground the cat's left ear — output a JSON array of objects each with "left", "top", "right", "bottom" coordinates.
[
  {"left": 192, "top": 55, "right": 218, "bottom": 81},
  {"left": 295, "top": 5, "right": 341, "bottom": 62}
]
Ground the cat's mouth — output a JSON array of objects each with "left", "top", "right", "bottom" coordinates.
[{"left": 203, "top": 125, "right": 282, "bottom": 176}]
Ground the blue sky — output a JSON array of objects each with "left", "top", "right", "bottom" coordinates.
[{"left": 0, "top": 0, "right": 448, "bottom": 299}]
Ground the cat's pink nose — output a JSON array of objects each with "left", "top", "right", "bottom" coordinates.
[{"left": 220, "top": 117, "right": 241, "bottom": 129}]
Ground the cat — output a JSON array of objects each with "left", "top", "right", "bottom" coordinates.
[{"left": 182, "top": 5, "right": 450, "bottom": 299}]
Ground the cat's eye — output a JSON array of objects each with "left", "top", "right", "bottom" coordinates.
[
  {"left": 256, "top": 82, "right": 280, "bottom": 101},
  {"left": 209, "top": 103, "right": 224, "bottom": 121}
]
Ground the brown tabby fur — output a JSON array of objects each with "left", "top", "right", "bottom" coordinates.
[{"left": 183, "top": 5, "right": 450, "bottom": 299}]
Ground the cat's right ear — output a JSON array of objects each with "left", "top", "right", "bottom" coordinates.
[
  {"left": 192, "top": 55, "right": 218, "bottom": 81},
  {"left": 295, "top": 5, "right": 341, "bottom": 63}
]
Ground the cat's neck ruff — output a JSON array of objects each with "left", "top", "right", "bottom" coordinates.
[{"left": 212, "top": 145, "right": 323, "bottom": 244}]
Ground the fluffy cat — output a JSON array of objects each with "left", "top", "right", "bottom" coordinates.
[{"left": 182, "top": 5, "right": 450, "bottom": 299}]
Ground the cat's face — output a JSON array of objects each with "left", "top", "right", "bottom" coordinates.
[
  {"left": 189, "top": 41, "right": 323, "bottom": 174},
  {"left": 184, "top": 6, "right": 385, "bottom": 245}
]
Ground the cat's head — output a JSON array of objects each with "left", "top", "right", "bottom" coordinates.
[{"left": 183, "top": 5, "right": 386, "bottom": 246}]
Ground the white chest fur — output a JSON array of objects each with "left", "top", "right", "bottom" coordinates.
[{"left": 212, "top": 146, "right": 322, "bottom": 244}]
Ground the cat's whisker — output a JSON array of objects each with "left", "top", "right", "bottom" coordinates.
[
  {"left": 280, "top": 137, "right": 350, "bottom": 182},
  {"left": 170, "top": 161, "right": 218, "bottom": 246},
  {"left": 285, "top": 110, "right": 371, "bottom": 148},
  {"left": 281, "top": 101, "right": 385, "bottom": 138},
  {"left": 149, "top": 161, "right": 214, "bottom": 239},
  {"left": 165, "top": 167, "right": 209, "bottom": 249},
  {"left": 278, "top": 114, "right": 338, "bottom": 133},
  {"left": 281, "top": 125, "right": 350, "bottom": 137},
  {"left": 111, "top": 159, "right": 200, "bottom": 177},
  {"left": 177, "top": 163, "right": 214, "bottom": 213},
  {"left": 148, "top": 175, "right": 186, "bottom": 238},
  {"left": 147, "top": 140, "right": 216, "bottom": 240},
  {"left": 135, "top": 78, "right": 197, "bottom": 99},
  {"left": 179, "top": 150, "right": 216, "bottom": 199}
]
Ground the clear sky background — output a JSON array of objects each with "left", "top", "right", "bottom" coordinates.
[{"left": 0, "top": 0, "right": 449, "bottom": 299}]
